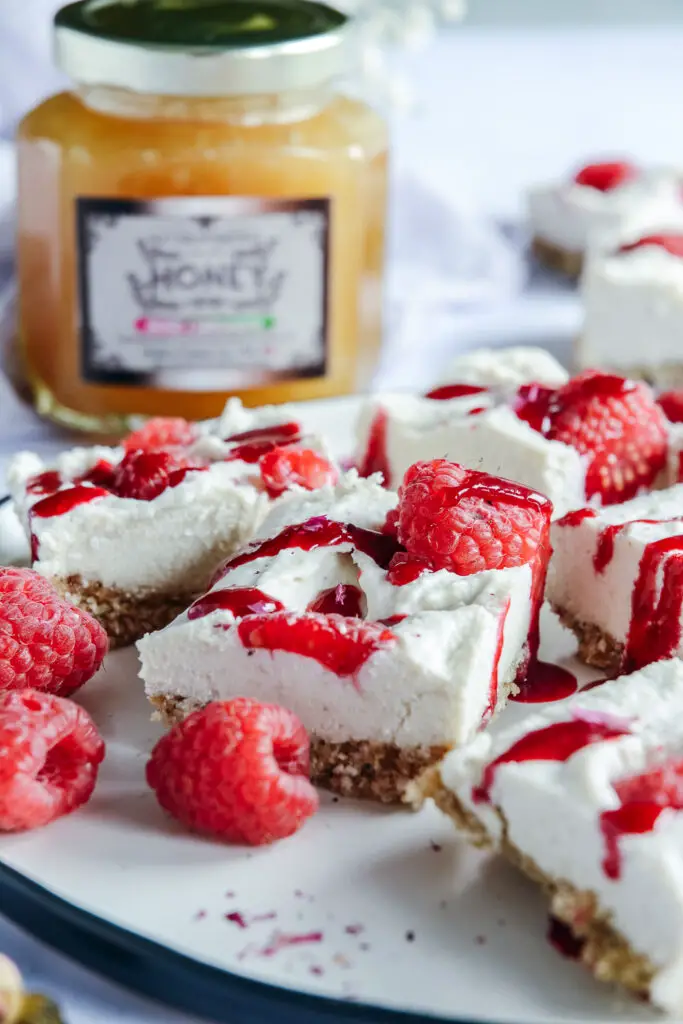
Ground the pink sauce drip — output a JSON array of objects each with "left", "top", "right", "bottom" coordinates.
[
  {"left": 593, "top": 519, "right": 660, "bottom": 573},
  {"left": 618, "top": 233, "right": 683, "bottom": 258},
  {"left": 547, "top": 916, "right": 584, "bottom": 960},
  {"left": 188, "top": 588, "right": 285, "bottom": 621},
  {"left": 600, "top": 802, "right": 664, "bottom": 880},
  {"left": 473, "top": 714, "right": 630, "bottom": 804},
  {"left": 358, "top": 408, "right": 391, "bottom": 487},
  {"left": 379, "top": 614, "right": 407, "bottom": 627},
  {"left": 237, "top": 612, "right": 396, "bottom": 680},
  {"left": 30, "top": 484, "right": 111, "bottom": 518},
  {"left": 599, "top": 757, "right": 683, "bottom": 879},
  {"left": 556, "top": 508, "right": 597, "bottom": 529},
  {"left": 218, "top": 517, "right": 401, "bottom": 578},
  {"left": 223, "top": 421, "right": 302, "bottom": 463},
  {"left": 260, "top": 931, "right": 324, "bottom": 957},
  {"left": 512, "top": 661, "right": 578, "bottom": 704},
  {"left": 625, "top": 535, "right": 683, "bottom": 671},
  {"left": 27, "top": 470, "right": 62, "bottom": 495},
  {"left": 308, "top": 584, "right": 364, "bottom": 617},
  {"left": 483, "top": 599, "right": 510, "bottom": 724},
  {"left": 424, "top": 383, "right": 487, "bottom": 401}
]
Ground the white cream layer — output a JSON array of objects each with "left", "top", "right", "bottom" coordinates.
[
  {"left": 579, "top": 242, "right": 683, "bottom": 379},
  {"left": 437, "top": 346, "right": 569, "bottom": 391},
  {"left": 527, "top": 170, "right": 681, "bottom": 254},
  {"left": 437, "top": 659, "right": 683, "bottom": 1016},
  {"left": 6, "top": 399, "right": 326, "bottom": 595},
  {"left": 138, "top": 475, "right": 534, "bottom": 748},
  {"left": 548, "top": 484, "right": 683, "bottom": 648},
  {"left": 355, "top": 394, "right": 586, "bottom": 517}
]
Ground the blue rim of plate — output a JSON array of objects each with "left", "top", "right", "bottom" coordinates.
[{"left": 0, "top": 847, "right": 482, "bottom": 1024}]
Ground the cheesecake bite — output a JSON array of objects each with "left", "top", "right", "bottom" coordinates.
[
  {"left": 579, "top": 227, "right": 683, "bottom": 388},
  {"left": 357, "top": 368, "right": 669, "bottom": 518},
  {"left": 528, "top": 159, "right": 681, "bottom": 276},
  {"left": 422, "top": 659, "right": 683, "bottom": 1015},
  {"left": 138, "top": 465, "right": 552, "bottom": 803},
  {"left": 7, "top": 399, "right": 335, "bottom": 648},
  {"left": 548, "top": 484, "right": 683, "bottom": 673}
]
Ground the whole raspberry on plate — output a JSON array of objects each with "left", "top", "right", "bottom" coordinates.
[
  {"left": 123, "top": 416, "right": 198, "bottom": 453},
  {"left": 111, "top": 449, "right": 205, "bottom": 501},
  {"left": 259, "top": 446, "right": 338, "bottom": 498},
  {"left": 146, "top": 698, "right": 318, "bottom": 845},
  {"left": 0, "top": 689, "right": 105, "bottom": 831},
  {"left": 0, "top": 568, "right": 108, "bottom": 697},
  {"left": 658, "top": 389, "right": 683, "bottom": 424},
  {"left": 515, "top": 371, "right": 668, "bottom": 504},
  {"left": 395, "top": 460, "right": 552, "bottom": 576}
]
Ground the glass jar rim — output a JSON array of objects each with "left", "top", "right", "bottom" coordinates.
[{"left": 55, "top": 0, "right": 351, "bottom": 97}]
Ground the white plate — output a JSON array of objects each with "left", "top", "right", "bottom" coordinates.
[{"left": 0, "top": 395, "right": 656, "bottom": 1024}]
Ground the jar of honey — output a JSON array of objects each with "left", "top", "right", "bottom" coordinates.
[{"left": 17, "top": 0, "right": 388, "bottom": 434}]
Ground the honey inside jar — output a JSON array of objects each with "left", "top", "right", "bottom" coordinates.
[{"left": 17, "top": 0, "right": 388, "bottom": 433}]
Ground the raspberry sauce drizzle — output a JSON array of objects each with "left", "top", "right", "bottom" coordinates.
[
  {"left": 30, "top": 485, "right": 111, "bottom": 518},
  {"left": 624, "top": 536, "right": 683, "bottom": 671},
  {"left": 224, "top": 422, "right": 302, "bottom": 463},
  {"left": 27, "top": 470, "right": 62, "bottom": 495},
  {"left": 473, "top": 715, "right": 630, "bottom": 804},
  {"left": 618, "top": 234, "right": 683, "bottom": 258},
  {"left": 599, "top": 758, "right": 683, "bottom": 879},
  {"left": 512, "top": 661, "right": 578, "bottom": 704},
  {"left": 424, "top": 383, "right": 487, "bottom": 401},
  {"left": 556, "top": 508, "right": 597, "bottom": 529},
  {"left": 308, "top": 584, "right": 364, "bottom": 617},
  {"left": 219, "top": 517, "right": 401, "bottom": 578},
  {"left": 483, "top": 600, "right": 509, "bottom": 724},
  {"left": 237, "top": 612, "right": 396, "bottom": 682},
  {"left": 358, "top": 408, "right": 391, "bottom": 487},
  {"left": 593, "top": 520, "right": 660, "bottom": 573},
  {"left": 188, "top": 588, "right": 284, "bottom": 621}
]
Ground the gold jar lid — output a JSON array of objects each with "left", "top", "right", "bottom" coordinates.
[{"left": 55, "top": 0, "right": 351, "bottom": 96}]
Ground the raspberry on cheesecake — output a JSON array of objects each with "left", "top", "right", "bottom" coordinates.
[
  {"left": 7, "top": 398, "right": 335, "bottom": 648},
  {"left": 357, "top": 366, "right": 670, "bottom": 516},
  {"left": 138, "top": 465, "right": 552, "bottom": 804}
]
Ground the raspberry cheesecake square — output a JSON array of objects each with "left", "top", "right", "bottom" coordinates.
[
  {"left": 579, "top": 227, "right": 683, "bottom": 388},
  {"left": 138, "top": 463, "right": 552, "bottom": 803},
  {"left": 421, "top": 658, "right": 683, "bottom": 1015},
  {"left": 527, "top": 159, "right": 681, "bottom": 277},
  {"left": 548, "top": 483, "right": 683, "bottom": 674},
  {"left": 7, "top": 400, "right": 335, "bottom": 649},
  {"left": 357, "top": 367, "right": 670, "bottom": 518}
]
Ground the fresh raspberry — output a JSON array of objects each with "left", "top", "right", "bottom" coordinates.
[
  {"left": 382, "top": 507, "right": 399, "bottom": 537},
  {"left": 123, "top": 417, "right": 198, "bottom": 453},
  {"left": 618, "top": 233, "right": 683, "bottom": 258},
  {"left": 111, "top": 449, "right": 204, "bottom": 501},
  {"left": 259, "top": 447, "right": 338, "bottom": 498},
  {"left": 658, "top": 389, "right": 683, "bottom": 423},
  {"left": 238, "top": 612, "right": 396, "bottom": 678},
  {"left": 529, "top": 371, "right": 669, "bottom": 504},
  {"left": 574, "top": 160, "right": 636, "bottom": 192},
  {"left": 0, "top": 568, "right": 108, "bottom": 697},
  {"left": 395, "top": 460, "right": 551, "bottom": 576},
  {"left": 0, "top": 689, "right": 105, "bottom": 831},
  {"left": 146, "top": 698, "right": 318, "bottom": 845}
]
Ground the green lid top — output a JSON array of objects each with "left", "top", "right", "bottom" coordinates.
[
  {"left": 54, "top": 0, "right": 351, "bottom": 95},
  {"left": 56, "top": 0, "right": 346, "bottom": 50}
]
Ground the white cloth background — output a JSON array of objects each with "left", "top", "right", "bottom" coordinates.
[{"left": 2, "top": 16, "right": 683, "bottom": 1023}]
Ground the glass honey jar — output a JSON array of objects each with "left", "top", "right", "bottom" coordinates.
[{"left": 17, "top": 0, "right": 388, "bottom": 434}]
